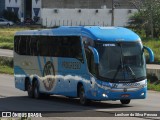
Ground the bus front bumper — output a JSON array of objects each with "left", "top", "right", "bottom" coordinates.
[{"left": 87, "top": 87, "right": 147, "bottom": 101}]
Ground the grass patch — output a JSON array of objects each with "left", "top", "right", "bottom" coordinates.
[
  {"left": 0, "top": 56, "right": 13, "bottom": 74},
  {"left": 0, "top": 65, "right": 13, "bottom": 74},
  {"left": 0, "top": 57, "right": 13, "bottom": 67},
  {"left": 148, "top": 80, "right": 160, "bottom": 91},
  {"left": 0, "top": 42, "right": 13, "bottom": 50},
  {"left": 0, "top": 36, "right": 13, "bottom": 43}
]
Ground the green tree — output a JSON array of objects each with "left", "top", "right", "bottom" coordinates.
[{"left": 129, "top": 0, "right": 160, "bottom": 38}]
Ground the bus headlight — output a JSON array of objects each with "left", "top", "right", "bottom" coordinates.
[{"left": 102, "top": 93, "right": 108, "bottom": 98}]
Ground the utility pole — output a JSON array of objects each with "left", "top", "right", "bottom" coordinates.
[
  {"left": 21, "top": 0, "right": 24, "bottom": 23},
  {"left": 149, "top": 1, "right": 154, "bottom": 38},
  {"left": 111, "top": 0, "right": 114, "bottom": 26}
]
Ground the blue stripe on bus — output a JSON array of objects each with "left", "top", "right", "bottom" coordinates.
[
  {"left": 37, "top": 56, "right": 43, "bottom": 76},
  {"left": 14, "top": 66, "right": 27, "bottom": 75}
]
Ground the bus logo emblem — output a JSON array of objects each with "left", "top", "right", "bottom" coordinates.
[{"left": 43, "top": 61, "right": 55, "bottom": 91}]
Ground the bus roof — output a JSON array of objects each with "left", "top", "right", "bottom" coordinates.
[{"left": 15, "top": 26, "right": 140, "bottom": 42}]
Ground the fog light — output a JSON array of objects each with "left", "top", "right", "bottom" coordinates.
[{"left": 141, "top": 92, "right": 144, "bottom": 96}]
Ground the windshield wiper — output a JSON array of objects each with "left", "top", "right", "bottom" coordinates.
[
  {"left": 113, "top": 64, "right": 122, "bottom": 81},
  {"left": 125, "top": 65, "right": 137, "bottom": 82}
]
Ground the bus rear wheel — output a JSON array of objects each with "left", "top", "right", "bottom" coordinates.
[
  {"left": 79, "top": 85, "right": 89, "bottom": 105},
  {"left": 120, "top": 99, "right": 131, "bottom": 104},
  {"left": 27, "top": 82, "right": 33, "bottom": 98},
  {"left": 33, "top": 80, "right": 42, "bottom": 99}
]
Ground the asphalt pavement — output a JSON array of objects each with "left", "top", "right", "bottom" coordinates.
[{"left": 0, "top": 49, "right": 13, "bottom": 57}]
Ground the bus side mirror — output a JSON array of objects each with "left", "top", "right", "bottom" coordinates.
[
  {"left": 88, "top": 46, "right": 99, "bottom": 64},
  {"left": 143, "top": 46, "right": 154, "bottom": 63}
]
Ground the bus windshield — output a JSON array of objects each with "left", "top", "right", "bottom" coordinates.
[{"left": 95, "top": 41, "right": 146, "bottom": 83}]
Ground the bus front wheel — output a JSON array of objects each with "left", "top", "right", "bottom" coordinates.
[
  {"left": 120, "top": 99, "right": 131, "bottom": 104},
  {"left": 79, "top": 85, "right": 90, "bottom": 105}
]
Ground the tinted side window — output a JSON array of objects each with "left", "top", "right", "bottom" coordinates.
[
  {"left": 38, "top": 36, "right": 83, "bottom": 61},
  {"left": 14, "top": 35, "right": 83, "bottom": 61},
  {"left": 25, "top": 36, "right": 31, "bottom": 55},
  {"left": 14, "top": 36, "right": 20, "bottom": 54},
  {"left": 30, "top": 36, "right": 38, "bottom": 56},
  {"left": 19, "top": 36, "right": 27, "bottom": 55},
  {"left": 55, "top": 36, "right": 83, "bottom": 61},
  {"left": 38, "top": 36, "right": 49, "bottom": 56},
  {"left": 14, "top": 36, "right": 31, "bottom": 55},
  {"left": 14, "top": 36, "right": 27, "bottom": 55}
]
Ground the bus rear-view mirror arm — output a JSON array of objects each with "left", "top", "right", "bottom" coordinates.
[
  {"left": 143, "top": 46, "right": 154, "bottom": 63},
  {"left": 88, "top": 46, "right": 99, "bottom": 64}
]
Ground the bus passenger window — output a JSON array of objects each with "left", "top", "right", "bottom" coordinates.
[
  {"left": 14, "top": 36, "right": 20, "bottom": 54},
  {"left": 25, "top": 36, "right": 31, "bottom": 55},
  {"left": 30, "top": 37, "right": 38, "bottom": 56},
  {"left": 19, "top": 37, "right": 27, "bottom": 55}
]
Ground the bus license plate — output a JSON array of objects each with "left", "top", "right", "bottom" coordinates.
[{"left": 121, "top": 94, "right": 130, "bottom": 98}]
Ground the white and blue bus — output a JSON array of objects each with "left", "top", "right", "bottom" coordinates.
[{"left": 14, "top": 26, "right": 154, "bottom": 105}]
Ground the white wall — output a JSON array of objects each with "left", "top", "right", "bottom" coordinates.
[
  {"left": 5, "top": 0, "right": 42, "bottom": 21},
  {"left": 5, "top": 0, "right": 137, "bottom": 27},
  {"left": 41, "top": 8, "right": 138, "bottom": 27}
]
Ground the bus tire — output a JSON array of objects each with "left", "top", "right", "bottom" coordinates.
[
  {"left": 33, "top": 80, "right": 42, "bottom": 99},
  {"left": 79, "top": 85, "right": 89, "bottom": 105},
  {"left": 120, "top": 99, "right": 131, "bottom": 104},
  {"left": 27, "top": 81, "right": 33, "bottom": 98}
]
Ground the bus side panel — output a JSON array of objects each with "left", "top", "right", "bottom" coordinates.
[
  {"left": 37, "top": 56, "right": 62, "bottom": 94},
  {"left": 38, "top": 57, "right": 79, "bottom": 96},
  {"left": 14, "top": 66, "right": 26, "bottom": 91},
  {"left": 14, "top": 53, "right": 43, "bottom": 91},
  {"left": 56, "top": 57, "right": 90, "bottom": 97}
]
